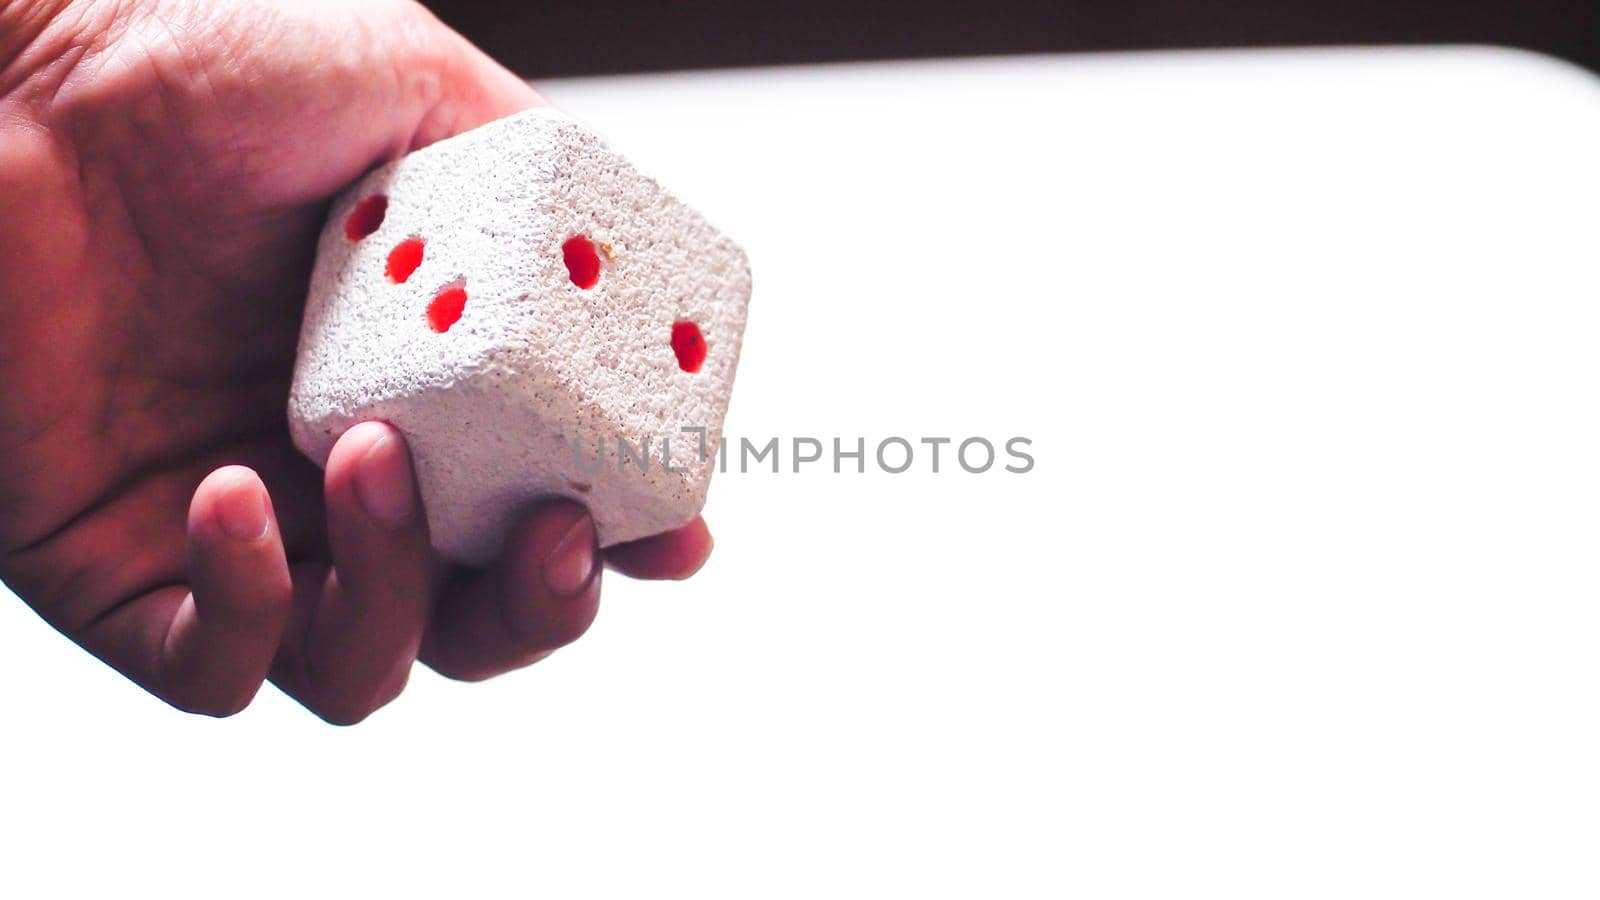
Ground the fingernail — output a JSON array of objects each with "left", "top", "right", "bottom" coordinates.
[
  {"left": 355, "top": 433, "right": 417, "bottom": 530},
  {"left": 543, "top": 513, "right": 597, "bottom": 597},
  {"left": 216, "top": 471, "right": 270, "bottom": 542}
]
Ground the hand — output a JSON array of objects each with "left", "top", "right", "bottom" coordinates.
[{"left": 0, "top": 0, "right": 713, "bottom": 722}]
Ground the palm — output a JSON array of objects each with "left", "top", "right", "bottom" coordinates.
[{"left": 0, "top": 0, "right": 710, "bottom": 721}]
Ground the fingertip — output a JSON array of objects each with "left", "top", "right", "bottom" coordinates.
[
  {"left": 328, "top": 419, "right": 400, "bottom": 457},
  {"left": 605, "top": 516, "right": 715, "bottom": 581},
  {"left": 325, "top": 421, "right": 401, "bottom": 493},
  {"left": 328, "top": 422, "right": 419, "bottom": 531},
  {"left": 186, "top": 466, "right": 291, "bottom": 626},
  {"left": 192, "top": 465, "right": 273, "bottom": 543},
  {"left": 669, "top": 517, "right": 715, "bottom": 579}
]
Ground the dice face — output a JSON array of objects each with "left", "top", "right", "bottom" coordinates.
[{"left": 288, "top": 108, "right": 751, "bottom": 563}]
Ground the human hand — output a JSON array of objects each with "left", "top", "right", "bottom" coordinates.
[{"left": 0, "top": 0, "right": 713, "bottom": 722}]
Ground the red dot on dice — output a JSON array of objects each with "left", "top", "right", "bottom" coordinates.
[
  {"left": 428, "top": 285, "right": 467, "bottom": 333},
  {"left": 345, "top": 195, "right": 387, "bottom": 241},
  {"left": 386, "top": 237, "right": 425, "bottom": 283},
  {"left": 562, "top": 235, "right": 601, "bottom": 289},
  {"left": 671, "top": 320, "right": 707, "bottom": 373}
]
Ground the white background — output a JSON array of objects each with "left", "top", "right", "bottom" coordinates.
[{"left": 5, "top": 47, "right": 1600, "bottom": 897}]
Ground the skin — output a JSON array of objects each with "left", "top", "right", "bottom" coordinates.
[{"left": 0, "top": 0, "right": 715, "bottom": 722}]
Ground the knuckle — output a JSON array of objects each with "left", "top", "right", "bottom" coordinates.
[
  {"left": 308, "top": 679, "right": 404, "bottom": 727},
  {"left": 313, "top": 699, "right": 376, "bottom": 727},
  {"left": 429, "top": 657, "right": 497, "bottom": 683},
  {"left": 168, "top": 684, "right": 254, "bottom": 718},
  {"left": 504, "top": 598, "right": 598, "bottom": 652},
  {"left": 542, "top": 609, "right": 597, "bottom": 649},
  {"left": 428, "top": 648, "right": 556, "bottom": 683}
]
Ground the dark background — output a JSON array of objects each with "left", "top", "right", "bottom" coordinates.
[{"left": 426, "top": 0, "right": 1600, "bottom": 78}]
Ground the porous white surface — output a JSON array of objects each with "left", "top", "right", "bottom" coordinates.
[{"left": 288, "top": 107, "right": 751, "bottom": 564}]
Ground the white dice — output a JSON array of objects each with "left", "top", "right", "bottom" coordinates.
[{"left": 288, "top": 107, "right": 751, "bottom": 564}]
